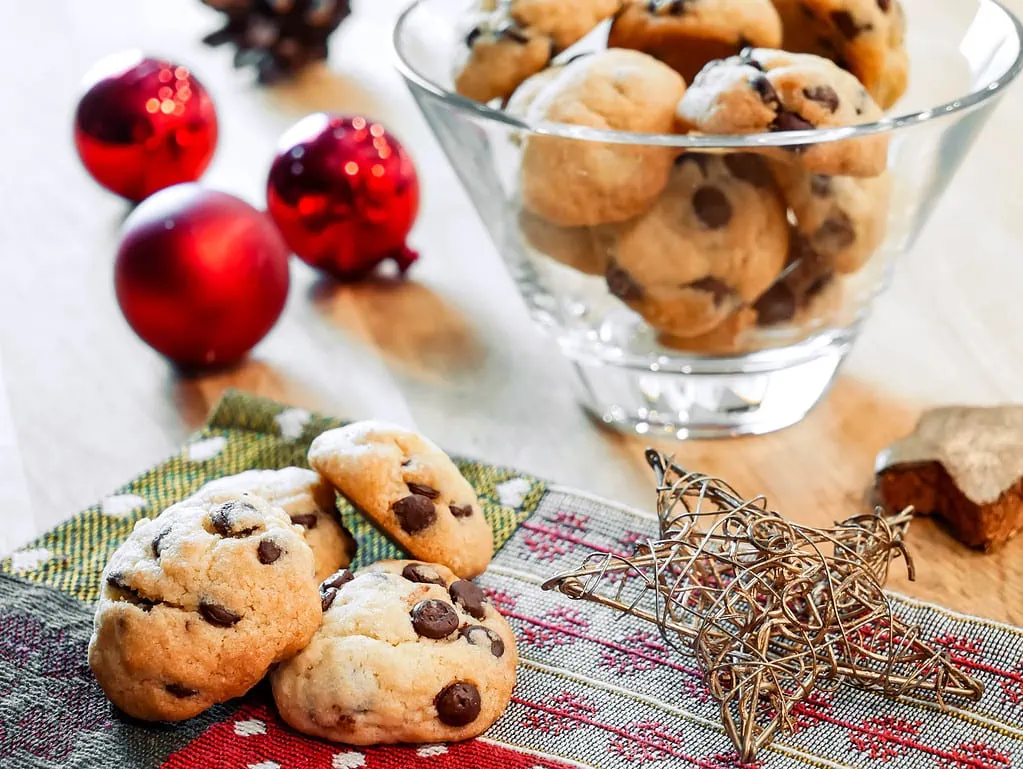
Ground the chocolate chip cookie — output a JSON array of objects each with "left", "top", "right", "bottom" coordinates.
[
  {"left": 677, "top": 48, "right": 887, "bottom": 177},
  {"left": 520, "top": 49, "right": 687, "bottom": 227},
  {"left": 608, "top": 0, "right": 783, "bottom": 83},
  {"left": 607, "top": 152, "right": 789, "bottom": 337},
  {"left": 271, "top": 560, "right": 517, "bottom": 745},
  {"left": 519, "top": 209, "right": 614, "bottom": 276},
  {"left": 88, "top": 494, "right": 321, "bottom": 721},
  {"left": 771, "top": 161, "right": 891, "bottom": 273},
  {"left": 188, "top": 467, "right": 357, "bottom": 582},
  {"left": 772, "top": 0, "right": 908, "bottom": 109},
  {"left": 308, "top": 422, "right": 493, "bottom": 579},
  {"left": 454, "top": 0, "right": 620, "bottom": 103}
]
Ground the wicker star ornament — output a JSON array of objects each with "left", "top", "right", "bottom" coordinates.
[{"left": 542, "top": 451, "right": 983, "bottom": 761}]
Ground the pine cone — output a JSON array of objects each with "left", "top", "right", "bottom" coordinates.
[{"left": 201, "top": 0, "right": 351, "bottom": 83}]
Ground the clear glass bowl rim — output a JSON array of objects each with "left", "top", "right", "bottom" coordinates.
[{"left": 393, "top": 0, "right": 1023, "bottom": 148}]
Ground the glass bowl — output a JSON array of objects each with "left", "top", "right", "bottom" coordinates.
[{"left": 394, "top": 0, "right": 1023, "bottom": 438}]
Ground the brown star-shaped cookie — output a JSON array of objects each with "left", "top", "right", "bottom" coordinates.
[{"left": 875, "top": 405, "right": 1023, "bottom": 551}]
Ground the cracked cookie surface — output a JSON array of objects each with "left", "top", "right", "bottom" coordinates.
[
  {"left": 88, "top": 493, "right": 321, "bottom": 721},
  {"left": 272, "top": 560, "right": 517, "bottom": 745},
  {"left": 308, "top": 422, "right": 494, "bottom": 578},
  {"left": 188, "top": 467, "right": 357, "bottom": 582}
]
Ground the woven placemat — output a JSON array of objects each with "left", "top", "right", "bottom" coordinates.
[{"left": 3, "top": 391, "right": 1023, "bottom": 769}]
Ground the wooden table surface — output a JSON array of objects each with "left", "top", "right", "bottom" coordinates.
[{"left": 3, "top": 0, "right": 1022, "bottom": 623}]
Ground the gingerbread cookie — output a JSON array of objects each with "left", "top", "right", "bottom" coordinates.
[
  {"left": 188, "top": 468, "right": 357, "bottom": 582},
  {"left": 271, "top": 560, "right": 517, "bottom": 745},
  {"left": 771, "top": 162, "right": 891, "bottom": 273},
  {"left": 772, "top": 0, "right": 908, "bottom": 109},
  {"left": 608, "top": 0, "right": 782, "bottom": 83},
  {"left": 875, "top": 406, "right": 1023, "bottom": 551},
  {"left": 519, "top": 209, "right": 613, "bottom": 276},
  {"left": 308, "top": 422, "right": 493, "bottom": 579},
  {"left": 677, "top": 48, "right": 887, "bottom": 177},
  {"left": 88, "top": 494, "right": 321, "bottom": 721},
  {"left": 454, "top": 0, "right": 620, "bottom": 103},
  {"left": 607, "top": 152, "right": 789, "bottom": 337},
  {"left": 520, "top": 49, "right": 686, "bottom": 227}
]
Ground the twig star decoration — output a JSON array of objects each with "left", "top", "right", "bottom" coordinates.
[{"left": 541, "top": 451, "right": 984, "bottom": 762}]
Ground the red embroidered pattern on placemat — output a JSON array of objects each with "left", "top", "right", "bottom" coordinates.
[{"left": 162, "top": 703, "right": 582, "bottom": 769}]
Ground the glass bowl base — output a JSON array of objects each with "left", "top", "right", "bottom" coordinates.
[{"left": 570, "top": 342, "right": 849, "bottom": 439}]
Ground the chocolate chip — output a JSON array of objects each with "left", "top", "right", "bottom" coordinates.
[
  {"left": 321, "top": 587, "right": 339, "bottom": 612},
  {"left": 393, "top": 495, "right": 437, "bottom": 534},
  {"left": 815, "top": 213, "right": 856, "bottom": 252},
  {"left": 810, "top": 175, "right": 833, "bottom": 197},
  {"left": 667, "top": 0, "right": 691, "bottom": 14},
  {"left": 723, "top": 154, "right": 772, "bottom": 188},
  {"left": 675, "top": 153, "right": 711, "bottom": 175},
  {"left": 165, "top": 683, "right": 198, "bottom": 698},
  {"left": 199, "top": 601, "right": 241, "bottom": 627},
  {"left": 106, "top": 573, "right": 156, "bottom": 611},
  {"left": 751, "top": 76, "right": 779, "bottom": 109},
  {"left": 411, "top": 599, "right": 459, "bottom": 639},
  {"left": 465, "top": 26, "right": 482, "bottom": 48},
  {"left": 687, "top": 277, "right": 733, "bottom": 306},
  {"left": 257, "top": 539, "right": 282, "bottom": 565},
  {"left": 831, "top": 10, "right": 864, "bottom": 39},
  {"left": 435, "top": 682, "right": 482, "bottom": 726},
  {"left": 692, "top": 186, "right": 733, "bottom": 229},
  {"left": 606, "top": 262, "right": 643, "bottom": 301},
  {"left": 459, "top": 625, "right": 505, "bottom": 657},
  {"left": 877, "top": 0, "right": 891, "bottom": 11},
  {"left": 449, "top": 504, "right": 474, "bottom": 518},
  {"left": 407, "top": 482, "right": 440, "bottom": 499},
  {"left": 771, "top": 111, "right": 814, "bottom": 132},
  {"left": 754, "top": 282, "right": 797, "bottom": 325},
  {"left": 210, "top": 500, "right": 258, "bottom": 538},
  {"left": 322, "top": 569, "right": 355, "bottom": 590},
  {"left": 449, "top": 580, "right": 487, "bottom": 620},
  {"left": 806, "top": 271, "right": 834, "bottom": 298},
  {"left": 152, "top": 528, "right": 171, "bottom": 558},
  {"left": 402, "top": 563, "right": 446, "bottom": 585},
  {"left": 803, "top": 85, "right": 840, "bottom": 113},
  {"left": 799, "top": 2, "right": 815, "bottom": 18},
  {"left": 742, "top": 55, "right": 765, "bottom": 73},
  {"left": 496, "top": 22, "right": 529, "bottom": 44},
  {"left": 290, "top": 513, "right": 319, "bottom": 529}
]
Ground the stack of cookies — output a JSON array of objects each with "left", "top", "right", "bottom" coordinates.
[
  {"left": 454, "top": 0, "right": 907, "bottom": 352},
  {"left": 88, "top": 422, "right": 517, "bottom": 747}
]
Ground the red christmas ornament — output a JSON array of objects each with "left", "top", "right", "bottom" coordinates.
[
  {"left": 74, "top": 51, "right": 218, "bottom": 203},
  {"left": 115, "top": 184, "right": 290, "bottom": 368},
  {"left": 266, "top": 113, "right": 419, "bottom": 281}
]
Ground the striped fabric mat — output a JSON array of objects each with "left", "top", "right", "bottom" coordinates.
[{"left": 3, "top": 391, "right": 1022, "bottom": 768}]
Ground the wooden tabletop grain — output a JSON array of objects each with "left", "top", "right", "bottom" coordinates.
[{"left": 2, "top": 0, "right": 1022, "bottom": 623}]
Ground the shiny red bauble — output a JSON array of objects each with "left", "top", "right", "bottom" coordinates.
[
  {"left": 115, "top": 184, "right": 290, "bottom": 368},
  {"left": 266, "top": 114, "right": 419, "bottom": 281},
  {"left": 74, "top": 51, "right": 218, "bottom": 202}
]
